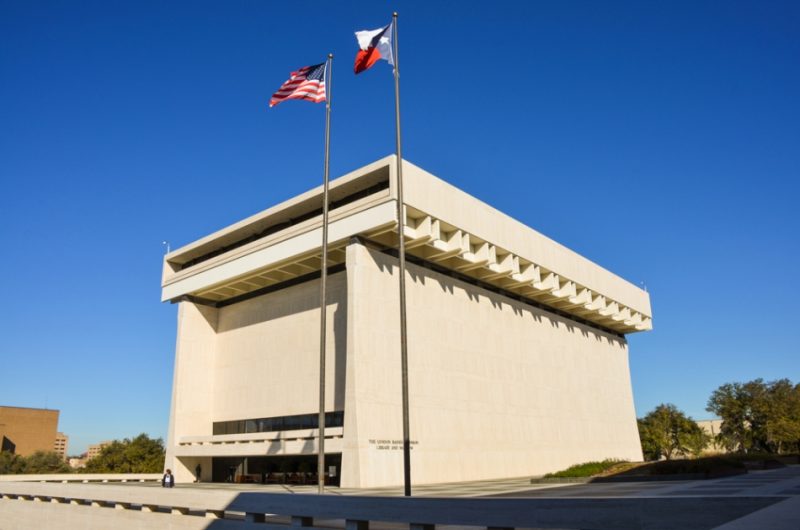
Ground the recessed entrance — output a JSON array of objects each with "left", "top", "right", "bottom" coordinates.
[{"left": 211, "top": 454, "right": 341, "bottom": 486}]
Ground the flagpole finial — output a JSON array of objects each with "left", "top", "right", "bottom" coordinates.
[
  {"left": 328, "top": 53, "right": 333, "bottom": 59},
  {"left": 393, "top": 12, "right": 398, "bottom": 17}
]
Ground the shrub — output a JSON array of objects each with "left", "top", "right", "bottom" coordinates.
[{"left": 544, "top": 459, "right": 625, "bottom": 478}]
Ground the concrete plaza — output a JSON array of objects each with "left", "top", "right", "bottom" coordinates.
[
  {"left": 88, "top": 464, "right": 800, "bottom": 528},
  {"left": 2, "top": 465, "right": 799, "bottom": 529},
  {"left": 169, "top": 466, "right": 800, "bottom": 530}
]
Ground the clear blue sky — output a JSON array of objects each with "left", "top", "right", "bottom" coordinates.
[{"left": 1, "top": 1, "right": 798, "bottom": 455}]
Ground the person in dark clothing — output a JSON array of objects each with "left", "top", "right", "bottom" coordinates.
[{"left": 162, "top": 469, "right": 175, "bottom": 488}]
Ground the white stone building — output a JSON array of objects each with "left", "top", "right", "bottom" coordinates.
[{"left": 161, "top": 156, "right": 652, "bottom": 487}]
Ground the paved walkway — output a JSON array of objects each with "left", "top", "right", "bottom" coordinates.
[
  {"left": 127, "top": 475, "right": 572, "bottom": 497},
  {"left": 120, "top": 466, "right": 800, "bottom": 528},
  {"left": 151, "top": 465, "right": 800, "bottom": 498},
  {"left": 488, "top": 464, "right": 800, "bottom": 500}
]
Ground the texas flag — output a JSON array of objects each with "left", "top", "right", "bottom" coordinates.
[{"left": 354, "top": 22, "right": 394, "bottom": 74}]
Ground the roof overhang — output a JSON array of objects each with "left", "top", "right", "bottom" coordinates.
[{"left": 162, "top": 156, "right": 652, "bottom": 334}]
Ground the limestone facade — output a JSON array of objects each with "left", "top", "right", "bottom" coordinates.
[{"left": 162, "top": 157, "right": 651, "bottom": 487}]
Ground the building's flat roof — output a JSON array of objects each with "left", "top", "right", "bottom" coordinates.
[
  {"left": 0, "top": 406, "right": 60, "bottom": 413},
  {"left": 162, "top": 156, "right": 652, "bottom": 334}
]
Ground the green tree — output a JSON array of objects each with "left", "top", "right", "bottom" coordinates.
[
  {"left": 23, "top": 451, "right": 71, "bottom": 474},
  {"left": 638, "top": 404, "right": 708, "bottom": 460},
  {"left": 707, "top": 381, "right": 754, "bottom": 452},
  {"left": 683, "top": 426, "right": 713, "bottom": 458},
  {"left": 82, "top": 434, "right": 165, "bottom": 473},
  {"left": 765, "top": 379, "right": 800, "bottom": 453},
  {"left": 707, "top": 378, "right": 799, "bottom": 454},
  {"left": 0, "top": 451, "right": 27, "bottom": 474}
]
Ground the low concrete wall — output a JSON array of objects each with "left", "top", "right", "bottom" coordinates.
[
  {"left": 0, "top": 499, "right": 229, "bottom": 530},
  {"left": 0, "top": 473, "right": 161, "bottom": 483}
]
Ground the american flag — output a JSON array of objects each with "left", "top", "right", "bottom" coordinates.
[{"left": 269, "top": 62, "right": 327, "bottom": 107}]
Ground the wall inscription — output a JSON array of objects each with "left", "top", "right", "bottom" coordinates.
[{"left": 368, "top": 439, "right": 419, "bottom": 451}]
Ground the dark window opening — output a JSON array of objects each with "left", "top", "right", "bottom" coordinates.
[
  {"left": 213, "top": 411, "right": 344, "bottom": 436},
  {"left": 179, "top": 178, "right": 389, "bottom": 271}
]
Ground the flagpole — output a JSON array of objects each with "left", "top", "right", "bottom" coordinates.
[
  {"left": 318, "top": 53, "right": 333, "bottom": 495},
  {"left": 391, "top": 12, "right": 412, "bottom": 498}
]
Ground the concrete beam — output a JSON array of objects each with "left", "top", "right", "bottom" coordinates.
[
  {"left": 569, "top": 288, "right": 592, "bottom": 306},
  {"left": 420, "top": 228, "right": 465, "bottom": 261},
  {"left": 532, "top": 272, "right": 559, "bottom": 292},
  {"left": 404, "top": 215, "right": 435, "bottom": 249},
  {"left": 456, "top": 239, "right": 492, "bottom": 271},
  {"left": 585, "top": 293, "right": 606, "bottom": 312},
  {"left": 484, "top": 253, "right": 519, "bottom": 280},
  {"left": 509, "top": 263, "right": 540, "bottom": 287},
  {"left": 612, "top": 306, "right": 632, "bottom": 322},
  {"left": 599, "top": 301, "right": 619, "bottom": 318},
  {"left": 551, "top": 280, "right": 577, "bottom": 300},
  {"left": 625, "top": 312, "right": 643, "bottom": 327}
]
